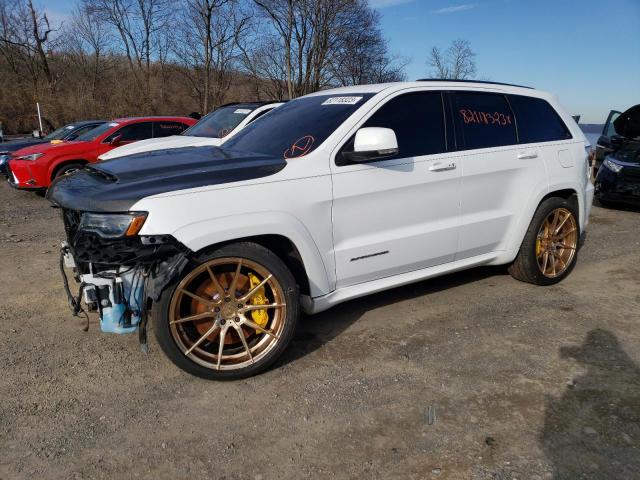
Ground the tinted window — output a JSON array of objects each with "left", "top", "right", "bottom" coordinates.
[
  {"left": 106, "top": 122, "right": 153, "bottom": 142},
  {"left": 508, "top": 95, "right": 572, "bottom": 143},
  {"left": 357, "top": 92, "right": 446, "bottom": 160},
  {"left": 183, "top": 105, "right": 256, "bottom": 138},
  {"left": 453, "top": 92, "right": 517, "bottom": 149},
  {"left": 64, "top": 124, "right": 101, "bottom": 141},
  {"left": 605, "top": 111, "right": 621, "bottom": 138},
  {"left": 153, "top": 121, "right": 188, "bottom": 138},
  {"left": 224, "top": 94, "right": 374, "bottom": 158},
  {"left": 43, "top": 125, "right": 76, "bottom": 141},
  {"left": 76, "top": 122, "right": 119, "bottom": 142}
]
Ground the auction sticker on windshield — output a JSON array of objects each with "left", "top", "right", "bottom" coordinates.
[
  {"left": 322, "top": 96, "right": 363, "bottom": 106},
  {"left": 234, "top": 109, "right": 252, "bottom": 114}
]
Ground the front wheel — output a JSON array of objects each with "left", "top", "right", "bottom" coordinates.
[
  {"left": 153, "top": 242, "right": 299, "bottom": 380},
  {"left": 508, "top": 197, "right": 580, "bottom": 285},
  {"left": 54, "top": 162, "right": 85, "bottom": 179}
]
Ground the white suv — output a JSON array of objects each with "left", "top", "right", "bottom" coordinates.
[
  {"left": 97, "top": 102, "right": 283, "bottom": 161},
  {"left": 49, "top": 81, "right": 594, "bottom": 379}
]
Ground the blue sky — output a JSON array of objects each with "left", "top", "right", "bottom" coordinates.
[
  {"left": 44, "top": 0, "right": 639, "bottom": 123},
  {"left": 370, "top": 0, "right": 640, "bottom": 123}
]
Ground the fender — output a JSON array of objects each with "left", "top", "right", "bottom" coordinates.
[
  {"left": 145, "top": 210, "right": 333, "bottom": 298},
  {"left": 48, "top": 156, "right": 89, "bottom": 179},
  {"left": 492, "top": 181, "right": 583, "bottom": 265}
]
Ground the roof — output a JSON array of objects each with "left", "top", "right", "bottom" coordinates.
[
  {"left": 306, "top": 80, "right": 545, "bottom": 98},
  {"left": 218, "top": 101, "right": 286, "bottom": 109},
  {"left": 110, "top": 116, "right": 196, "bottom": 123},
  {"left": 416, "top": 78, "right": 533, "bottom": 89},
  {"left": 68, "top": 120, "right": 106, "bottom": 126}
]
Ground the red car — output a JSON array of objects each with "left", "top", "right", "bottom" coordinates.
[{"left": 7, "top": 116, "right": 197, "bottom": 191}]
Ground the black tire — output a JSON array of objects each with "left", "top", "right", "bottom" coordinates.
[
  {"left": 508, "top": 196, "right": 579, "bottom": 286},
  {"left": 153, "top": 242, "right": 299, "bottom": 380},
  {"left": 54, "top": 162, "right": 85, "bottom": 179}
]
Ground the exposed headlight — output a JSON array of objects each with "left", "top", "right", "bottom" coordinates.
[
  {"left": 79, "top": 212, "right": 148, "bottom": 238},
  {"left": 603, "top": 158, "right": 623, "bottom": 173},
  {"left": 16, "top": 153, "right": 44, "bottom": 161}
]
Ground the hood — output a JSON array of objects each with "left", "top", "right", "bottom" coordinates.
[
  {"left": 11, "top": 140, "right": 89, "bottom": 157},
  {"left": 613, "top": 104, "right": 640, "bottom": 139},
  {"left": 99, "top": 135, "right": 222, "bottom": 160},
  {"left": 608, "top": 140, "right": 640, "bottom": 165},
  {"left": 0, "top": 138, "right": 46, "bottom": 154},
  {"left": 47, "top": 146, "right": 287, "bottom": 212}
]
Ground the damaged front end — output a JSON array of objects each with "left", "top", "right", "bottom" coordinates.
[{"left": 50, "top": 174, "right": 191, "bottom": 351}]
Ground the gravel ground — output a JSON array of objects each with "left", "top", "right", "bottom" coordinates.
[{"left": 0, "top": 183, "right": 639, "bottom": 480}]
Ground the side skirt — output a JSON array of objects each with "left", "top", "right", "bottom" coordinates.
[{"left": 301, "top": 252, "right": 499, "bottom": 314}]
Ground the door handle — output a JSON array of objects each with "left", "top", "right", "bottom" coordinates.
[
  {"left": 517, "top": 152, "right": 538, "bottom": 160},
  {"left": 429, "top": 162, "right": 456, "bottom": 172}
]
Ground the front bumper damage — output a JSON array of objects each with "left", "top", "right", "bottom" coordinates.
[{"left": 59, "top": 208, "right": 191, "bottom": 350}]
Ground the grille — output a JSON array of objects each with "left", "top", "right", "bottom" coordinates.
[
  {"left": 62, "top": 209, "right": 82, "bottom": 244},
  {"left": 622, "top": 166, "right": 640, "bottom": 181}
]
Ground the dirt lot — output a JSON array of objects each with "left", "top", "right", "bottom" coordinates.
[{"left": 0, "top": 184, "right": 638, "bottom": 480}]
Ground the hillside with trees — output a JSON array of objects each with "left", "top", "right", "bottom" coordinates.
[{"left": 0, "top": 0, "right": 406, "bottom": 133}]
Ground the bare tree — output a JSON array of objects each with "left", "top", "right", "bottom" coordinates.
[
  {"left": 175, "top": 0, "right": 248, "bottom": 112},
  {"left": 250, "top": 0, "right": 399, "bottom": 98},
  {"left": 66, "top": 2, "right": 113, "bottom": 100},
  {"left": 86, "top": 0, "right": 172, "bottom": 111},
  {"left": 0, "top": 0, "right": 65, "bottom": 125},
  {"left": 330, "top": 4, "right": 407, "bottom": 85},
  {"left": 428, "top": 38, "right": 477, "bottom": 80}
]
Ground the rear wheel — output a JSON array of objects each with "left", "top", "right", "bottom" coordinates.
[
  {"left": 509, "top": 197, "right": 579, "bottom": 285},
  {"left": 153, "top": 242, "right": 299, "bottom": 380}
]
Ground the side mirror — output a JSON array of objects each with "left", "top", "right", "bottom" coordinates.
[
  {"left": 109, "top": 134, "right": 123, "bottom": 146},
  {"left": 342, "top": 127, "right": 398, "bottom": 163}
]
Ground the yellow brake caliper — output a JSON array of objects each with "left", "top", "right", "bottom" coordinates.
[{"left": 247, "top": 272, "right": 269, "bottom": 329}]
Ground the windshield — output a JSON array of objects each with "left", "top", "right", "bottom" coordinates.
[
  {"left": 43, "top": 125, "right": 75, "bottom": 141},
  {"left": 75, "top": 122, "right": 118, "bottom": 142},
  {"left": 183, "top": 105, "right": 258, "bottom": 138},
  {"left": 224, "top": 94, "right": 374, "bottom": 158}
]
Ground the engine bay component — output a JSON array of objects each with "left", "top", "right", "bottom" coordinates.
[{"left": 80, "top": 269, "right": 146, "bottom": 334}]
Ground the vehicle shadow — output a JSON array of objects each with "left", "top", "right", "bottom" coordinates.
[
  {"left": 594, "top": 197, "right": 640, "bottom": 213},
  {"left": 540, "top": 329, "right": 640, "bottom": 479},
  {"left": 276, "top": 265, "right": 507, "bottom": 367}
]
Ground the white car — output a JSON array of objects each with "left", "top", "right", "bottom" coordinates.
[
  {"left": 98, "top": 102, "right": 283, "bottom": 161},
  {"left": 49, "top": 80, "right": 594, "bottom": 380}
]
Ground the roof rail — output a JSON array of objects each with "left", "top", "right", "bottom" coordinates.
[{"left": 415, "top": 78, "right": 533, "bottom": 89}]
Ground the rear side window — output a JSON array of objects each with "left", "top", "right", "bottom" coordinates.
[
  {"left": 106, "top": 122, "right": 153, "bottom": 142},
  {"left": 357, "top": 92, "right": 447, "bottom": 160},
  {"left": 453, "top": 92, "right": 517, "bottom": 149},
  {"left": 508, "top": 95, "right": 572, "bottom": 143},
  {"left": 153, "top": 121, "right": 189, "bottom": 138}
]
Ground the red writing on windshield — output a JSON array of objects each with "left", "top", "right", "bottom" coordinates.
[
  {"left": 284, "top": 135, "right": 315, "bottom": 159},
  {"left": 460, "top": 109, "right": 512, "bottom": 126}
]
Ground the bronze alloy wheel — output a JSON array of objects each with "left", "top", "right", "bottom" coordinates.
[
  {"left": 168, "top": 257, "right": 287, "bottom": 371},
  {"left": 535, "top": 207, "right": 578, "bottom": 278}
]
